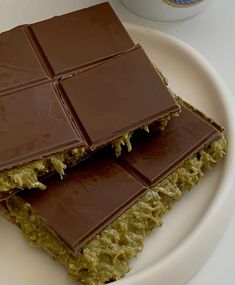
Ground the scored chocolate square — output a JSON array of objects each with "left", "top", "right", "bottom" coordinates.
[
  {"left": 0, "top": 83, "right": 86, "bottom": 172},
  {"left": 0, "top": 26, "right": 48, "bottom": 93},
  {"left": 119, "top": 106, "right": 221, "bottom": 186},
  {"left": 30, "top": 2, "right": 134, "bottom": 76},
  {"left": 59, "top": 45, "right": 179, "bottom": 148},
  {"left": 19, "top": 154, "right": 146, "bottom": 253}
]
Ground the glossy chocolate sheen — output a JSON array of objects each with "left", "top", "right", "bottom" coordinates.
[
  {"left": 19, "top": 105, "right": 221, "bottom": 256},
  {"left": 31, "top": 2, "right": 134, "bottom": 76},
  {"left": 0, "top": 26, "right": 48, "bottom": 93},
  {"left": 0, "top": 83, "right": 85, "bottom": 171},
  {"left": 119, "top": 106, "right": 221, "bottom": 186},
  {"left": 0, "top": 2, "right": 179, "bottom": 173},
  {"left": 21, "top": 153, "right": 146, "bottom": 254},
  {"left": 0, "top": 2, "right": 133, "bottom": 93},
  {"left": 60, "top": 45, "right": 179, "bottom": 148}
]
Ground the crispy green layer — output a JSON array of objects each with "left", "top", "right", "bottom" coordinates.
[
  {"left": 0, "top": 148, "right": 85, "bottom": 192},
  {"left": 0, "top": 114, "right": 175, "bottom": 193},
  {"left": 5, "top": 135, "right": 227, "bottom": 285},
  {"left": 112, "top": 114, "right": 174, "bottom": 157}
]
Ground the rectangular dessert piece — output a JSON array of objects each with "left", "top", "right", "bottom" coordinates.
[
  {"left": 0, "top": 2, "right": 180, "bottom": 196},
  {"left": 3, "top": 99, "right": 227, "bottom": 285}
]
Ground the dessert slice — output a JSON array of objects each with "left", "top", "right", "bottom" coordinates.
[{"left": 3, "top": 98, "right": 226, "bottom": 284}]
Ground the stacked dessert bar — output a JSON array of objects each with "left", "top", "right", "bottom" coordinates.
[{"left": 0, "top": 3, "right": 227, "bottom": 285}]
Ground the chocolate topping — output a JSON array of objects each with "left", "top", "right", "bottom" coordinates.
[
  {"left": 60, "top": 45, "right": 179, "bottom": 148},
  {"left": 19, "top": 105, "right": 222, "bottom": 255},
  {"left": 21, "top": 154, "right": 146, "bottom": 254},
  {"left": 119, "top": 106, "right": 221, "bottom": 186},
  {"left": 0, "top": 26, "right": 48, "bottom": 93},
  {"left": 0, "top": 3, "right": 179, "bottom": 173},
  {"left": 31, "top": 2, "right": 134, "bottom": 76},
  {"left": 0, "top": 83, "right": 85, "bottom": 172}
]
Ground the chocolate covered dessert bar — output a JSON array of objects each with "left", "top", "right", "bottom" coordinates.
[
  {"left": 0, "top": 3, "right": 179, "bottom": 196},
  {"left": 3, "top": 99, "right": 227, "bottom": 285}
]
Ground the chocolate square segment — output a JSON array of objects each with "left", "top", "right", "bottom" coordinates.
[
  {"left": 0, "top": 83, "right": 85, "bottom": 172},
  {"left": 30, "top": 2, "right": 134, "bottom": 76},
  {"left": 119, "top": 106, "right": 220, "bottom": 186},
  {"left": 21, "top": 154, "right": 146, "bottom": 254},
  {"left": 60, "top": 45, "right": 180, "bottom": 148},
  {"left": 0, "top": 27, "right": 48, "bottom": 92}
]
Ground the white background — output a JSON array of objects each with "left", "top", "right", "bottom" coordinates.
[{"left": 0, "top": 0, "right": 234, "bottom": 284}]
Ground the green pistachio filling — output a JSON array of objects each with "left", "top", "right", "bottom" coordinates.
[
  {"left": 0, "top": 148, "right": 86, "bottom": 193},
  {"left": 5, "top": 135, "right": 227, "bottom": 285},
  {"left": 112, "top": 132, "right": 133, "bottom": 157},
  {"left": 0, "top": 113, "right": 175, "bottom": 193}
]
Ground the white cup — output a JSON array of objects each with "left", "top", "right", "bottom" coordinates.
[{"left": 121, "top": 0, "right": 213, "bottom": 21}]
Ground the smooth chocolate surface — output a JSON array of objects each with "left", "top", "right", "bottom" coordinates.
[
  {"left": 0, "top": 2, "right": 133, "bottom": 92},
  {"left": 119, "top": 106, "right": 221, "bottom": 186},
  {"left": 0, "top": 2, "right": 179, "bottom": 173},
  {"left": 31, "top": 2, "right": 134, "bottom": 76},
  {"left": 60, "top": 45, "right": 179, "bottom": 148},
  {"left": 0, "top": 83, "right": 86, "bottom": 171},
  {"left": 21, "top": 154, "right": 146, "bottom": 254},
  {"left": 0, "top": 26, "right": 48, "bottom": 93},
  {"left": 19, "top": 105, "right": 222, "bottom": 256}
]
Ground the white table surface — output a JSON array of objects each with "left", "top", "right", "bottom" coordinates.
[{"left": 0, "top": 1, "right": 234, "bottom": 284}]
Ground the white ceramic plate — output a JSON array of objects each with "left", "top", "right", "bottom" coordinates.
[{"left": 0, "top": 23, "right": 235, "bottom": 285}]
